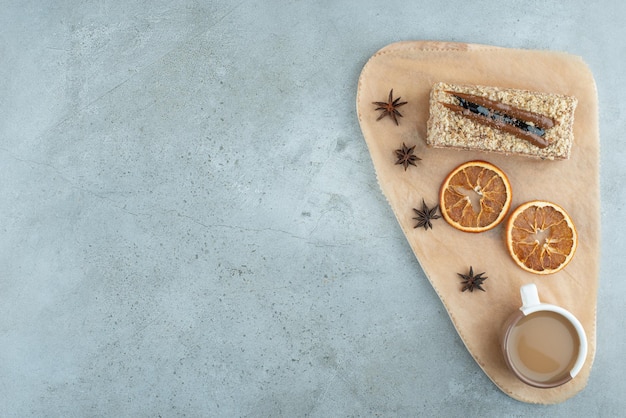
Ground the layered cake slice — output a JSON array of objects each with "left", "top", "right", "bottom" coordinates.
[{"left": 426, "top": 82, "right": 577, "bottom": 160}]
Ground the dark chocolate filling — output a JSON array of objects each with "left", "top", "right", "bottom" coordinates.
[
  {"left": 455, "top": 96, "right": 547, "bottom": 137},
  {"left": 440, "top": 91, "right": 556, "bottom": 149}
]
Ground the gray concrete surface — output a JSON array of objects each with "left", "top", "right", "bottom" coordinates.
[{"left": 1, "top": 1, "right": 624, "bottom": 416}]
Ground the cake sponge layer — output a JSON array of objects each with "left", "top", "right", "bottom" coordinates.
[{"left": 426, "top": 82, "right": 577, "bottom": 160}]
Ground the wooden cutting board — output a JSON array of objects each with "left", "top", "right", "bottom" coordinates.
[{"left": 356, "top": 41, "right": 600, "bottom": 404}]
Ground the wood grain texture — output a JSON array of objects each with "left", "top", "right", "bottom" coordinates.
[{"left": 356, "top": 41, "right": 600, "bottom": 404}]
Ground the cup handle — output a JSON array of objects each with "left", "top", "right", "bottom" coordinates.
[{"left": 520, "top": 283, "right": 540, "bottom": 309}]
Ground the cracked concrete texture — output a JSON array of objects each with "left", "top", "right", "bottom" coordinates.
[{"left": 1, "top": 0, "right": 625, "bottom": 416}]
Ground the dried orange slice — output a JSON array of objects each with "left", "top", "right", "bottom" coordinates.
[
  {"left": 506, "top": 200, "right": 577, "bottom": 274},
  {"left": 439, "top": 160, "right": 512, "bottom": 233}
]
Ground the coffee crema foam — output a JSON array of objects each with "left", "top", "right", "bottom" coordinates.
[{"left": 508, "top": 311, "right": 580, "bottom": 383}]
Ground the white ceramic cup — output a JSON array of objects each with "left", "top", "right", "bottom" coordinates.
[{"left": 501, "top": 283, "right": 588, "bottom": 388}]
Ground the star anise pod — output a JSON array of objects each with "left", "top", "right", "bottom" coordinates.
[
  {"left": 373, "top": 89, "right": 408, "bottom": 125},
  {"left": 394, "top": 143, "right": 421, "bottom": 170},
  {"left": 412, "top": 199, "right": 441, "bottom": 230},
  {"left": 458, "top": 266, "right": 488, "bottom": 292}
]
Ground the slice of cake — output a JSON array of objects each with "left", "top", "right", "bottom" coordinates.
[{"left": 426, "top": 82, "right": 577, "bottom": 160}]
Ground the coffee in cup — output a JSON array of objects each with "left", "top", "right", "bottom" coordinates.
[{"left": 502, "top": 284, "right": 587, "bottom": 388}]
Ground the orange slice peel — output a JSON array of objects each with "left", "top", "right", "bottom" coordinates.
[
  {"left": 505, "top": 200, "right": 578, "bottom": 274},
  {"left": 439, "top": 160, "right": 512, "bottom": 233}
]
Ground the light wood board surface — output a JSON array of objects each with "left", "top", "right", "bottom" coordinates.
[{"left": 356, "top": 41, "right": 600, "bottom": 404}]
